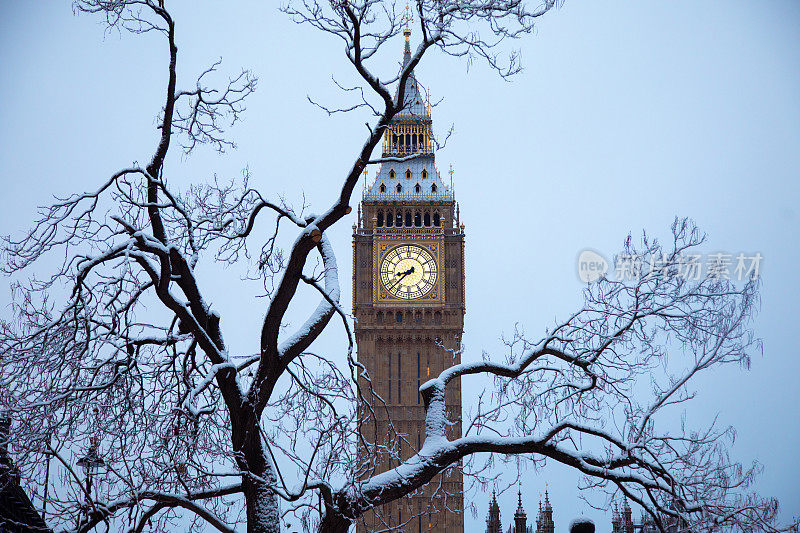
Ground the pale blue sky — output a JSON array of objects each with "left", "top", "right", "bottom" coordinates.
[{"left": 1, "top": 1, "right": 798, "bottom": 531}]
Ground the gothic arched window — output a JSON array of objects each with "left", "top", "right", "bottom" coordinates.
[
  {"left": 396, "top": 211, "right": 403, "bottom": 226},
  {"left": 424, "top": 212, "right": 431, "bottom": 226},
  {"left": 389, "top": 169, "right": 395, "bottom": 179},
  {"left": 422, "top": 169, "right": 427, "bottom": 179},
  {"left": 414, "top": 211, "right": 421, "bottom": 226},
  {"left": 431, "top": 183, "right": 437, "bottom": 193},
  {"left": 405, "top": 169, "right": 412, "bottom": 180},
  {"left": 376, "top": 211, "right": 384, "bottom": 226},
  {"left": 386, "top": 210, "right": 393, "bottom": 227},
  {"left": 405, "top": 211, "right": 412, "bottom": 226},
  {"left": 379, "top": 183, "right": 386, "bottom": 193},
  {"left": 396, "top": 183, "right": 402, "bottom": 194},
  {"left": 414, "top": 184, "right": 421, "bottom": 194},
  {"left": 433, "top": 212, "right": 441, "bottom": 226}
]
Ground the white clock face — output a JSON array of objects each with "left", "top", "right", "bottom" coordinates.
[{"left": 379, "top": 245, "right": 438, "bottom": 300}]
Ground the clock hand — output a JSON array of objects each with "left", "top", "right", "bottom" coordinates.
[
  {"left": 387, "top": 266, "right": 415, "bottom": 291},
  {"left": 387, "top": 272, "right": 410, "bottom": 292},
  {"left": 398, "top": 266, "right": 415, "bottom": 277}
]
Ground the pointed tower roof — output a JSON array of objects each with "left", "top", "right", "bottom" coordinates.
[
  {"left": 515, "top": 488, "right": 527, "bottom": 519},
  {"left": 394, "top": 69, "right": 428, "bottom": 119},
  {"left": 490, "top": 490, "right": 500, "bottom": 512},
  {"left": 365, "top": 24, "right": 452, "bottom": 203},
  {"left": 538, "top": 487, "right": 555, "bottom": 533},
  {"left": 513, "top": 486, "right": 529, "bottom": 533},
  {"left": 395, "top": 3, "right": 428, "bottom": 119},
  {"left": 486, "top": 490, "right": 503, "bottom": 533}
]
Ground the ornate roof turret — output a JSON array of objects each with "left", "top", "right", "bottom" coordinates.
[
  {"left": 365, "top": 23, "right": 452, "bottom": 203},
  {"left": 513, "top": 488, "right": 528, "bottom": 533},
  {"left": 486, "top": 490, "right": 503, "bottom": 533},
  {"left": 622, "top": 499, "right": 634, "bottom": 533},
  {"left": 537, "top": 489, "right": 555, "bottom": 533},
  {"left": 515, "top": 489, "right": 527, "bottom": 519},
  {"left": 612, "top": 502, "right": 622, "bottom": 533}
]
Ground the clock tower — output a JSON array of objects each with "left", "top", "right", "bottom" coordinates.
[{"left": 353, "top": 24, "right": 465, "bottom": 533}]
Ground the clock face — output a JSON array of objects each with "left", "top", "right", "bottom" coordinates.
[{"left": 379, "top": 244, "right": 438, "bottom": 300}]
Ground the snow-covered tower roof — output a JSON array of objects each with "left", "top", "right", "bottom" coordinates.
[
  {"left": 364, "top": 22, "right": 453, "bottom": 203},
  {"left": 394, "top": 16, "right": 430, "bottom": 121}
]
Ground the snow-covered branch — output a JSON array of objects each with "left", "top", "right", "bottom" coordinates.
[{"left": 2, "top": 1, "right": 785, "bottom": 532}]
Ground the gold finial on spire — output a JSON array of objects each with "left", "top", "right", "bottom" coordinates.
[
  {"left": 362, "top": 167, "right": 368, "bottom": 198},
  {"left": 404, "top": 2, "right": 412, "bottom": 39},
  {"left": 449, "top": 163, "right": 454, "bottom": 191}
]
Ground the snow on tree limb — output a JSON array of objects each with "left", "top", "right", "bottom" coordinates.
[{"left": 0, "top": 2, "right": 787, "bottom": 533}]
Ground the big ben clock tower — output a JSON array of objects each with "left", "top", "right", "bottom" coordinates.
[{"left": 353, "top": 22, "right": 465, "bottom": 533}]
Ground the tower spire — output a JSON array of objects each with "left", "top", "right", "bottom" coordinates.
[
  {"left": 403, "top": 3, "right": 413, "bottom": 67},
  {"left": 514, "top": 483, "right": 528, "bottom": 533},
  {"left": 486, "top": 490, "right": 502, "bottom": 533},
  {"left": 537, "top": 485, "right": 554, "bottom": 533}
]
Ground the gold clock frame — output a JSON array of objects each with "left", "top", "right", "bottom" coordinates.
[{"left": 373, "top": 238, "right": 444, "bottom": 307}]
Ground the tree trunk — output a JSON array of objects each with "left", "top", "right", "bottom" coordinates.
[
  {"left": 245, "top": 473, "right": 281, "bottom": 533},
  {"left": 233, "top": 407, "right": 281, "bottom": 533},
  {"left": 317, "top": 507, "right": 352, "bottom": 533}
]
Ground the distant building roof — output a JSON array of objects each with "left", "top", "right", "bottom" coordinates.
[{"left": 0, "top": 418, "right": 51, "bottom": 532}]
